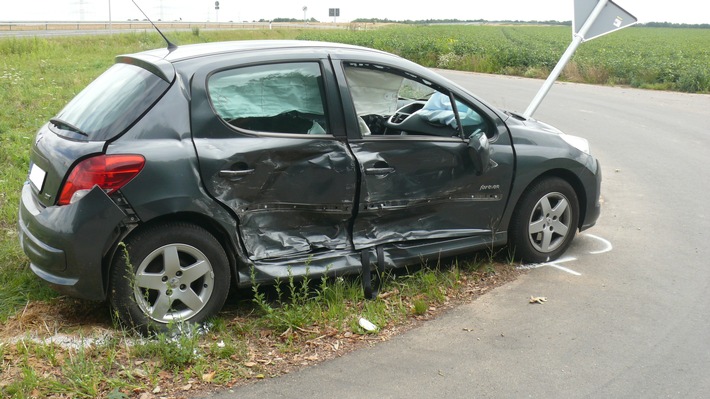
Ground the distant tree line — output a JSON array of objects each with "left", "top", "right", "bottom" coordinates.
[
  {"left": 349, "top": 18, "right": 709, "bottom": 29},
  {"left": 260, "top": 17, "right": 709, "bottom": 29},
  {"left": 640, "top": 21, "right": 710, "bottom": 29},
  {"left": 350, "top": 18, "right": 572, "bottom": 25}
]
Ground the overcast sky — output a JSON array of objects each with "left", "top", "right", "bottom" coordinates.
[{"left": 1, "top": 0, "right": 708, "bottom": 25}]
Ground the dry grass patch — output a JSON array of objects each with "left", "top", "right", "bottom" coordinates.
[{"left": 1, "top": 261, "right": 523, "bottom": 398}]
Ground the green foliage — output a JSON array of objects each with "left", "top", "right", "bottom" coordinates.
[
  {"left": 2, "top": 255, "right": 504, "bottom": 397},
  {"left": 264, "top": 17, "right": 319, "bottom": 23},
  {"left": 251, "top": 267, "right": 329, "bottom": 333},
  {"left": 107, "top": 389, "right": 130, "bottom": 399},
  {"left": 412, "top": 299, "right": 428, "bottom": 315},
  {"left": 131, "top": 331, "right": 200, "bottom": 368},
  {"left": 3, "top": 338, "right": 141, "bottom": 398},
  {"left": 297, "top": 25, "right": 710, "bottom": 93}
]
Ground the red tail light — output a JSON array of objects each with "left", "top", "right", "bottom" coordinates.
[{"left": 58, "top": 154, "right": 145, "bottom": 205}]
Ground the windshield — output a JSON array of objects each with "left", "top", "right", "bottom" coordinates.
[{"left": 53, "top": 63, "right": 170, "bottom": 141}]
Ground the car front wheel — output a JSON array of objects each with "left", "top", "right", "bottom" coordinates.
[
  {"left": 509, "top": 177, "right": 579, "bottom": 263},
  {"left": 109, "top": 222, "right": 230, "bottom": 335}
]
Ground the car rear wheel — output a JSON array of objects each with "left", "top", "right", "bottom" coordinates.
[
  {"left": 109, "top": 222, "right": 230, "bottom": 335},
  {"left": 509, "top": 177, "right": 579, "bottom": 263}
]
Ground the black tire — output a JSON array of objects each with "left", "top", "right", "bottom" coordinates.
[
  {"left": 508, "top": 177, "right": 579, "bottom": 263},
  {"left": 109, "top": 222, "right": 230, "bottom": 335}
]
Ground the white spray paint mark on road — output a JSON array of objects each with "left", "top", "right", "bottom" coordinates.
[
  {"left": 515, "top": 234, "right": 613, "bottom": 276},
  {"left": 584, "top": 233, "right": 613, "bottom": 254},
  {"left": 518, "top": 234, "right": 614, "bottom": 276},
  {"left": 517, "top": 256, "right": 582, "bottom": 276}
]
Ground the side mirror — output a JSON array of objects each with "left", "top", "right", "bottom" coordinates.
[{"left": 468, "top": 129, "right": 491, "bottom": 175}]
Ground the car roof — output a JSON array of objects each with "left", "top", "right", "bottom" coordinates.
[
  {"left": 136, "top": 40, "right": 393, "bottom": 63},
  {"left": 117, "top": 39, "right": 412, "bottom": 85}
]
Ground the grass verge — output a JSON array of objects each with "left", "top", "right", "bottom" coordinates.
[{"left": 0, "top": 257, "right": 522, "bottom": 398}]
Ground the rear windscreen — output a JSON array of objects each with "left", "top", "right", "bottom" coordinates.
[{"left": 52, "top": 63, "right": 170, "bottom": 141}]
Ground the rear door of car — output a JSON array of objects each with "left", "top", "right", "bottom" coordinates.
[
  {"left": 332, "top": 58, "right": 515, "bottom": 249},
  {"left": 189, "top": 49, "right": 358, "bottom": 261}
]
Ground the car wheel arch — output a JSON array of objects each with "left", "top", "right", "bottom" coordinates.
[
  {"left": 105, "top": 212, "right": 241, "bottom": 291},
  {"left": 107, "top": 219, "right": 233, "bottom": 334},
  {"left": 506, "top": 171, "right": 584, "bottom": 262},
  {"left": 507, "top": 168, "right": 588, "bottom": 233}
]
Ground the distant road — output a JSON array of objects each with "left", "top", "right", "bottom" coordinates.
[{"left": 0, "top": 21, "right": 359, "bottom": 38}]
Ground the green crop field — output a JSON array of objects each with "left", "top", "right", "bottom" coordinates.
[{"left": 300, "top": 24, "right": 710, "bottom": 93}]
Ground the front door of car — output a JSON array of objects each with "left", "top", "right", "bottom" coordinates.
[
  {"left": 190, "top": 59, "right": 358, "bottom": 260},
  {"left": 336, "top": 61, "right": 514, "bottom": 249}
]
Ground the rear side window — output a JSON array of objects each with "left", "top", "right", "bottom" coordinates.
[
  {"left": 53, "top": 63, "right": 170, "bottom": 141},
  {"left": 208, "top": 62, "right": 329, "bottom": 135}
]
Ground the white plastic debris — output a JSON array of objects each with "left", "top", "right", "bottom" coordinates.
[
  {"left": 529, "top": 296, "right": 547, "bottom": 304},
  {"left": 358, "top": 317, "right": 378, "bottom": 332}
]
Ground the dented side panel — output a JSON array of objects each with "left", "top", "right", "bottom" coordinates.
[
  {"left": 240, "top": 231, "right": 508, "bottom": 287},
  {"left": 193, "top": 136, "right": 358, "bottom": 260},
  {"left": 189, "top": 49, "right": 517, "bottom": 265},
  {"left": 189, "top": 54, "right": 360, "bottom": 261},
  {"left": 350, "top": 137, "right": 515, "bottom": 248}
]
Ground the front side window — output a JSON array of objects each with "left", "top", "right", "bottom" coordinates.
[
  {"left": 343, "top": 63, "right": 490, "bottom": 138},
  {"left": 208, "top": 62, "right": 329, "bottom": 135}
]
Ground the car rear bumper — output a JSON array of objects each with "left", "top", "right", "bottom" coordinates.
[{"left": 18, "top": 183, "right": 127, "bottom": 301}]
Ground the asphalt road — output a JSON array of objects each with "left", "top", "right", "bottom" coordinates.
[{"left": 205, "top": 73, "right": 710, "bottom": 398}]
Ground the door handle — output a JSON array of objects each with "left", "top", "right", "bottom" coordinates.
[
  {"left": 219, "top": 169, "right": 255, "bottom": 178},
  {"left": 365, "top": 167, "right": 395, "bottom": 176}
]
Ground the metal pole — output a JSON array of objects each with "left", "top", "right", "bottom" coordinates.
[
  {"left": 523, "top": 0, "right": 609, "bottom": 118},
  {"left": 108, "top": 0, "right": 112, "bottom": 34}
]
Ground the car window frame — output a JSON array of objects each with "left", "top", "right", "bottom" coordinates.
[
  {"left": 188, "top": 49, "right": 347, "bottom": 141},
  {"left": 335, "top": 60, "right": 498, "bottom": 142},
  {"left": 206, "top": 61, "right": 334, "bottom": 138}
]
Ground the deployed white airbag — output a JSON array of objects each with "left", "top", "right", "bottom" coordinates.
[
  {"left": 209, "top": 64, "right": 325, "bottom": 119},
  {"left": 419, "top": 92, "right": 483, "bottom": 129},
  {"left": 343, "top": 67, "right": 402, "bottom": 116}
]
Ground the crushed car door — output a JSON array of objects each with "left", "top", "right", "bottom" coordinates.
[
  {"left": 337, "top": 61, "right": 515, "bottom": 249},
  {"left": 190, "top": 59, "right": 358, "bottom": 260}
]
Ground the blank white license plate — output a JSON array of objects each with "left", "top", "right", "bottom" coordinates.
[{"left": 29, "top": 163, "right": 46, "bottom": 192}]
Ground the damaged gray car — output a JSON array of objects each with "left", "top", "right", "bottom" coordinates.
[{"left": 18, "top": 40, "right": 601, "bottom": 333}]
